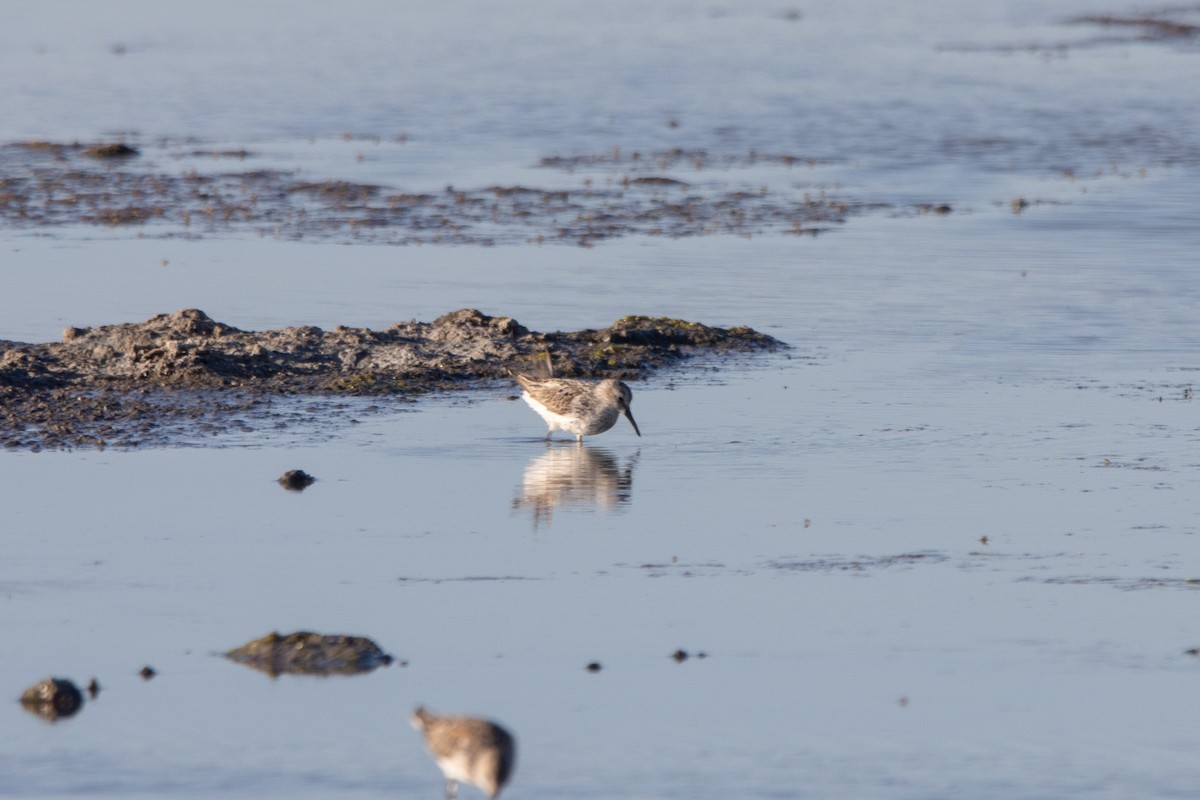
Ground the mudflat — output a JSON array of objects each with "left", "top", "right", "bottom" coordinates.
[{"left": 0, "top": 308, "right": 780, "bottom": 449}]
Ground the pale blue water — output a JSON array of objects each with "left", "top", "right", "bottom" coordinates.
[{"left": 3, "top": 2, "right": 1200, "bottom": 798}]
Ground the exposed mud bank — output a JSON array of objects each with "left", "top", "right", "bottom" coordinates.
[
  {"left": 0, "top": 140, "right": 885, "bottom": 246},
  {"left": 225, "top": 631, "right": 395, "bottom": 678},
  {"left": 0, "top": 308, "right": 783, "bottom": 450}
]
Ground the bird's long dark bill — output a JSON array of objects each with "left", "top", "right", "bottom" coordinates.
[{"left": 622, "top": 406, "right": 642, "bottom": 437}]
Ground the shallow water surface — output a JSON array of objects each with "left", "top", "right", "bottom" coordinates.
[{"left": 3, "top": 1, "right": 1200, "bottom": 798}]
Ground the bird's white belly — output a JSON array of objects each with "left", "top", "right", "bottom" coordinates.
[
  {"left": 436, "top": 753, "right": 473, "bottom": 783},
  {"left": 521, "top": 392, "right": 580, "bottom": 433}
]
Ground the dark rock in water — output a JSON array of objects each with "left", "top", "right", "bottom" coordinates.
[
  {"left": 278, "top": 469, "right": 316, "bottom": 491},
  {"left": 86, "top": 678, "right": 101, "bottom": 698},
  {"left": 585, "top": 662, "right": 602, "bottom": 673},
  {"left": 225, "top": 631, "right": 394, "bottom": 677},
  {"left": 20, "top": 677, "right": 84, "bottom": 721},
  {"left": 672, "top": 649, "right": 689, "bottom": 663},
  {"left": 139, "top": 665, "right": 156, "bottom": 680}
]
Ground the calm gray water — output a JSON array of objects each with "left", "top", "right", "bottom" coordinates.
[{"left": 3, "top": 2, "right": 1200, "bottom": 798}]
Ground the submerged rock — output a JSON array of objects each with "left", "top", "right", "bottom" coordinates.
[
  {"left": 82, "top": 142, "right": 138, "bottom": 159},
  {"left": 278, "top": 469, "right": 317, "bottom": 491},
  {"left": 20, "top": 677, "right": 84, "bottom": 721},
  {"left": 225, "top": 631, "right": 394, "bottom": 677},
  {"left": 0, "top": 308, "right": 783, "bottom": 450}
]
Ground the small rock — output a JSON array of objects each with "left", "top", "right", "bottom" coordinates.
[
  {"left": 278, "top": 470, "right": 316, "bottom": 491},
  {"left": 86, "top": 678, "right": 101, "bottom": 698},
  {"left": 20, "top": 677, "right": 84, "bottom": 721},
  {"left": 672, "top": 649, "right": 689, "bottom": 663},
  {"left": 139, "top": 665, "right": 156, "bottom": 680},
  {"left": 585, "top": 662, "right": 602, "bottom": 673}
]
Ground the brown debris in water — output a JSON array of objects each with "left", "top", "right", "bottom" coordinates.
[
  {"left": 278, "top": 469, "right": 317, "bottom": 491},
  {"left": 1070, "top": 12, "right": 1200, "bottom": 41},
  {"left": 225, "top": 631, "right": 394, "bottom": 677},
  {"left": 83, "top": 142, "right": 139, "bottom": 159},
  {"left": 0, "top": 308, "right": 782, "bottom": 450},
  {"left": 539, "top": 147, "right": 827, "bottom": 172},
  {"left": 943, "top": 7, "right": 1200, "bottom": 53},
  {"left": 20, "top": 677, "right": 85, "bottom": 722}
]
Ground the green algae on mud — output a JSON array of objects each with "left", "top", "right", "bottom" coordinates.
[{"left": 0, "top": 308, "right": 783, "bottom": 450}]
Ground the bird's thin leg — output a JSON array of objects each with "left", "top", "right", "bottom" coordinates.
[{"left": 444, "top": 778, "right": 458, "bottom": 800}]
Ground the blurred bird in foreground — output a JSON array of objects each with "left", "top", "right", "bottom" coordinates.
[{"left": 411, "top": 707, "right": 516, "bottom": 800}]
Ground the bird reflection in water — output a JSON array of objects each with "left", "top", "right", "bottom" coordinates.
[{"left": 512, "top": 445, "right": 638, "bottom": 530}]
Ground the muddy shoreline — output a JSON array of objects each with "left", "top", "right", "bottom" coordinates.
[
  {"left": 0, "top": 140, "right": 879, "bottom": 246},
  {"left": 0, "top": 308, "right": 783, "bottom": 450}
]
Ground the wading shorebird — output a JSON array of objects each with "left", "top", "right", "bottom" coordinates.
[
  {"left": 411, "top": 707, "right": 516, "bottom": 800},
  {"left": 516, "top": 373, "right": 641, "bottom": 442}
]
